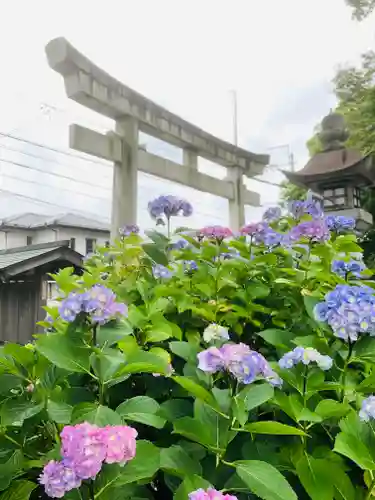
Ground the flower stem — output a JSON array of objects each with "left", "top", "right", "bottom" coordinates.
[
  {"left": 89, "top": 480, "right": 95, "bottom": 500},
  {"left": 340, "top": 340, "right": 353, "bottom": 401},
  {"left": 92, "top": 324, "right": 98, "bottom": 348}
]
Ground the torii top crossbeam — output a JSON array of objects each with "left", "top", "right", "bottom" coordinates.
[{"left": 45, "top": 37, "right": 269, "bottom": 236}]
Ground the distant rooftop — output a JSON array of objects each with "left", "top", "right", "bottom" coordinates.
[{"left": 0, "top": 212, "right": 110, "bottom": 232}]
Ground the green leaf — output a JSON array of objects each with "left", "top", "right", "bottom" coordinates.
[
  {"left": 1, "top": 398, "right": 43, "bottom": 426},
  {"left": 97, "top": 321, "right": 133, "bottom": 347},
  {"left": 95, "top": 441, "right": 159, "bottom": 499},
  {"left": 0, "top": 480, "right": 37, "bottom": 500},
  {"left": 257, "top": 329, "right": 294, "bottom": 348},
  {"left": 159, "top": 399, "right": 193, "bottom": 421},
  {"left": 315, "top": 399, "right": 351, "bottom": 420},
  {"left": 295, "top": 455, "right": 334, "bottom": 500},
  {"left": 116, "top": 396, "right": 166, "bottom": 429},
  {"left": 47, "top": 399, "right": 73, "bottom": 424},
  {"left": 115, "top": 350, "right": 168, "bottom": 376},
  {"left": 35, "top": 334, "right": 91, "bottom": 374},
  {"left": 174, "top": 475, "right": 211, "bottom": 500},
  {"left": 143, "top": 243, "right": 169, "bottom": 266},
  {"left": 240, "top": 383, "right": 274, "bottom": 411},
  {"left": 235, "top": 460, "right": 297, "bottom": 500},
  {"left": 169, "top": 341, "right": 199, "bottom": 362},
  {"left": 172, "top": 376, "right": 218, "bottom": 408},
  {"left": 303, "top": 295, "right": 320, "bottom": 321},
  {"left": 334, "top": 430, "right": 375, "bottom": 470},
  {"left": 352, "top": 336, "right": 375, "bottom": 363},
  {"left": 160, "top": 445, "right": 202, "bottom": 477},
  {"left": 0, "top": 451, "right": 23, "bottom": 491},
  {"left": 242, "top": 421, "right": 307, "bottom": 436},
  {"left": 72, "top": 404, "right": 123, "bottom": 426},
  {"left": 173, "top": 417, "right": 218, "bottom": 450},
  {"left": 91, "top": 349, "right": 126, "bottom": 384}
]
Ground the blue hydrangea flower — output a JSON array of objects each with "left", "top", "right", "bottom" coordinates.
[
  {"left": 279, "top": 347, "right": 333, "bottom": 370},
  {"left": 332, "top": 260, "right": 365, "bottom": 278},
  {"left": 183, "top": 260, "right": 198, "bottom": 272},
  {"left": 152, "top": 264, "right": 173, "bottom": 279},
  {"left": 119, "top": 224, "right": 139, "bottom": 236},
  {"left": 314, "top": 284, "right": 375, "bottom": 342},
  {"left": 171, "top": 239, "right": 189, "bottom": 250},
  {"left": 326, "top": 215, "right": 356, "bottom": 232},
  {"left": 359, "top": 395, "right": 375, "bottom": 421},
  {"left": 262, "top": 206, "right": 282, "bottom": 223},
  {"left": 148, "top": 195, "right": 193, "bottom": 220},
  {"left": 289, "top": 195, "right": 323, "bottom": 220}
]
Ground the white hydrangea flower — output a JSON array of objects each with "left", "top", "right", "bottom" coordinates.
[{"left": 203, "top": 323, "right": 229, "bottom": 343}]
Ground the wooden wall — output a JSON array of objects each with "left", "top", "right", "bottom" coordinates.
[{"left": 0, "top": 279, "right": 45, "bottom": 343}]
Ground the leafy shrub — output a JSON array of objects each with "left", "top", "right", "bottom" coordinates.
[{"left": 1, "top": 195, "right": 375, "bottom": 499}]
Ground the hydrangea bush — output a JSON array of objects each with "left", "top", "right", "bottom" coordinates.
[{"left": 2, "top": 194, "right": 375, "bottom": 499}]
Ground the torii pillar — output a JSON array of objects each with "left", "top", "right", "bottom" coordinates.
[{"left": 45, "top": 38, "right": 270, "bottom": 239}]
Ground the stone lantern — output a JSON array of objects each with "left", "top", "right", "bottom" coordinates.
[{"left": 285, "top": 112, "right": 375, "bottom": 231}]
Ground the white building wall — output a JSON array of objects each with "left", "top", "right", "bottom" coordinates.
[
  {"left": 0, "top": 227, "right": 110, "bottom": 254},
  {"left": 0, "top": 229, "right": 32, "bottom": 249}
]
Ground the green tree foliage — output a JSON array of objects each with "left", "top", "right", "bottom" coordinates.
[
  {"left": 334, "top": 51, "right": 375, "bottom": 155},
  {"left": 345, "top": 0, "right": 375, "bottom": 20},
  {"left": 279, "top": 180, "right": 307, "bottom": 207}
]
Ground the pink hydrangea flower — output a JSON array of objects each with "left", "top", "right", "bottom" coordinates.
[
  {"left": 60, "top": 422, "right": 106, "bottom": 479},
  {"left": 189, "top": 488, "right": 238, "bottom": 500},
  {"left": 102, "top": 425, "right": 138, "bottom": 464},
  {"left": 199, "top": 226, "right": 233, "bottom": 240}
]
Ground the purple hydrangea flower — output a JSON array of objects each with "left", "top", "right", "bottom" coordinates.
[
  {"left": 240, "top": 222, "right": 282, "bottom": 247},
  {"left": 39, "top": 460, "right": 82, "bottom": 498},
  {"left": 58, "top": 293, "right": 84, "bottom": 322},
  {"left": 263, "top": 206, "right": 282, "bottom": 223},
  {"left": 198, "top": 343, "right": 282, "bottom": 386},
  {"left": 279, "top": 347, "right": 333, "bottom": 371},
  {"left": 326, "top": 215, "right": 356, "bottom": 232},
  {"left": 189, "top": 488, "right": 238, "bottom": 500},
  {"left": 58, "top": 286, "right": 127, "bottom": 325},
  {"left": 332, "top": 260, "right": 365, "bottom": 278},
  {"left": 314, "top": 284, "right": 375, "bottom": 342},
  {"left": 153, "top": 264, "right": 173, "bottom": 279},
  {"left": 148, "top": 195, "right": 193, "bottom": 220},
  {"left": 359, "top": 395, "right": 375, "bottom": 421},
  {"left": 289, "top": 195, "right": 323, "bottom": 220},
  {"left": 119, "top": 224, "right": 140, "bottom": 236},
  {"left": 289, "top": 219, "right": 330, "bottom": 243}
]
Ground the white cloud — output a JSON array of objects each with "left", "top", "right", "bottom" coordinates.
[{"left": 0, "top": 0, "right": 373, "bottom": 226}]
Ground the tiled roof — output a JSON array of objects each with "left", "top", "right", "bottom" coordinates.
[{"left": 0, "top": 240, "right": 83, "bottom": 278}]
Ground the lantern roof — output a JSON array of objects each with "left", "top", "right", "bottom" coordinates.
[{"left": 285, "top": 112, "right": 375, "bottom": 187}]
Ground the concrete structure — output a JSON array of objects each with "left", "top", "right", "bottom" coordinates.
[
  {"left": 45, "top": 38, "right": 270, "bottom": 239},
  {"left": 0, "top": 213, "right": 110, "bottom": 255},
  {"left": 285, "top": 112, "right": 375, "bottom": 231}
]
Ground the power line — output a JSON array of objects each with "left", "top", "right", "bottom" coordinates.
[
  {"left": 0, "top": 187, "right": 107, "bottom": 216},
  {"left": 0, "top": 130, "right": 110, "bottom": 167},
  {"left": 0, "top": 142, "right": 113, "bottom": 177},
  {"left": 0, "top": 170, "right": 110, "bottom": 202},
  {"left": 0, "top": 157, "right": 111, "bottom": 192}
]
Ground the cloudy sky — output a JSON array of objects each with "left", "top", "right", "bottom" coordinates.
[{"left": 0, "top": 0, "right": 373, "bottom": 228}]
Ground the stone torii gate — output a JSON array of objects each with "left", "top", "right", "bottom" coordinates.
[{"left": 45, "top": 38, "right": 269, "bottom": 240}]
